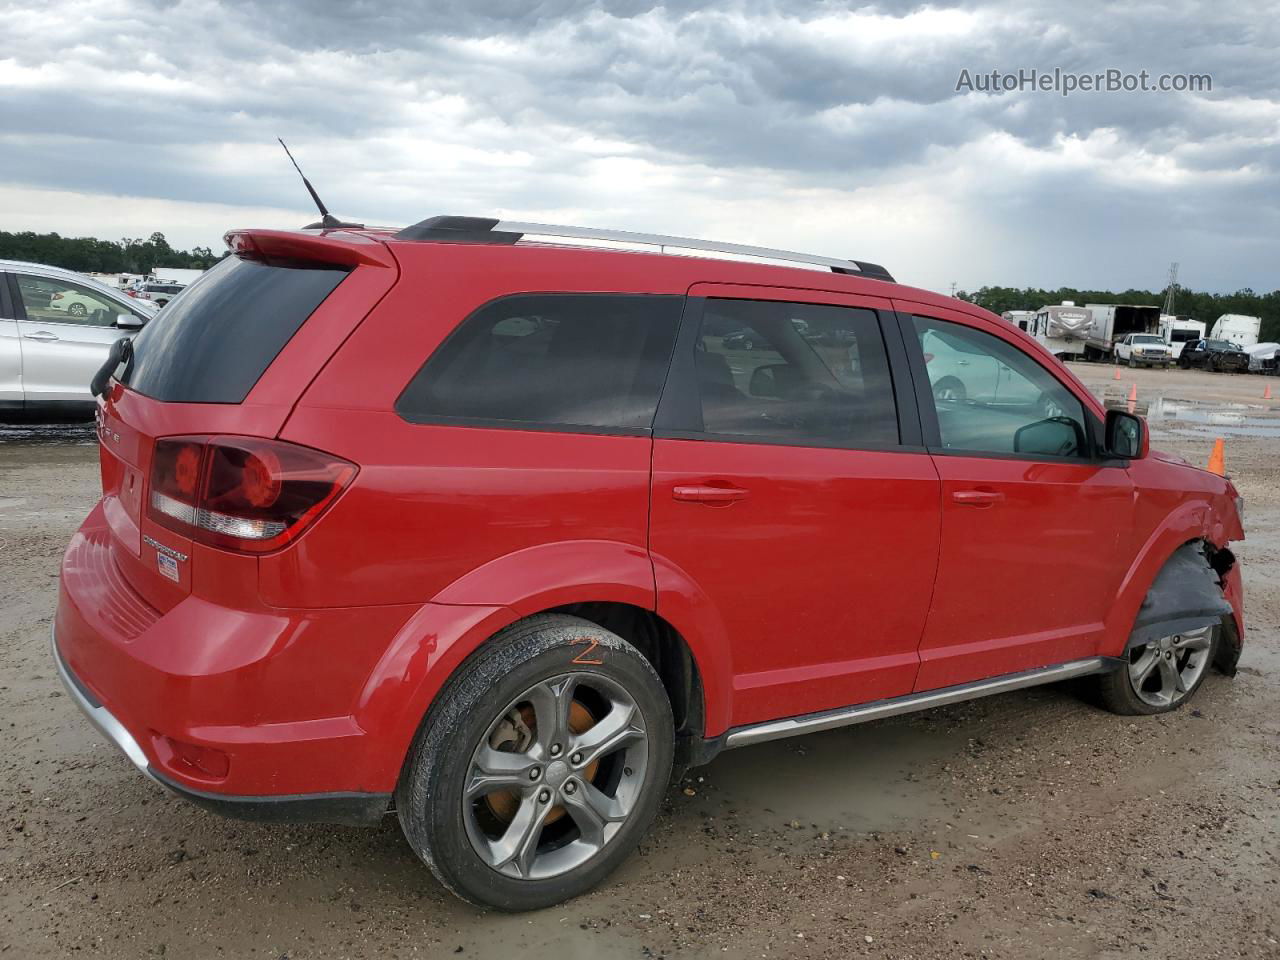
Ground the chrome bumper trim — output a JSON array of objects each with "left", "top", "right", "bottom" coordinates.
[
  {"left": 724, "top": 657, "right": 1110, "bottom": 748},
  {"left": 51, "top": 626, "right": 158, "bottom": 782}
]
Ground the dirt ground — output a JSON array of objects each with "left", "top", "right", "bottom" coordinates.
[{"left": 2, "top": 364, "right": 1278, "bottom": 959}]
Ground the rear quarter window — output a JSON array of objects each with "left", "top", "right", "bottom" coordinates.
[
  {"left": 119, "top": 256, "right": 348, "bottom": 403},
  {"left": 396, "top": 294, "right": 682, "bottom": 432}
]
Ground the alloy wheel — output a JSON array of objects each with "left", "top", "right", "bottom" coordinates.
[
  {"left": 462, "top": 673, "right": 649, "bottom": 881},
  {"left": 1127, "top": 626, "right": 1213, "bottom": 707}
]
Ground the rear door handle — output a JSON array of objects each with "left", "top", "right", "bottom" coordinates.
[
  {"left": 951, "top": 489, "right": 1004, "bottom": 507},
  {"left": 672, "top": 484, "right": 749, "bottom": 504},
  {"left": 24, "top": 331, "right": 59, "bottom": 341}
]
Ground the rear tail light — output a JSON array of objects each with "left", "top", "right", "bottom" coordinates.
[{"left": 147, "top": 436, "right": 356, "bottom": 553}]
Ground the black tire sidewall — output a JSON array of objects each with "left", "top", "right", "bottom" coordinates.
[
  {"left": 397, "top": 615, "right": 674, "bottom": 911},
  {"left": 1102, "top": 627, "right": 1220, "bottom": 715}
]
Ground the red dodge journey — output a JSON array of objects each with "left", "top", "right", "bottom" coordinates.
[{"left": 55, "top": 216, "right": 1245, "bottom": 910}]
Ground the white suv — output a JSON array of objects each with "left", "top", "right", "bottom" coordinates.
[{"left": 1, "top": 261, "right": 157, "bottom": 416}]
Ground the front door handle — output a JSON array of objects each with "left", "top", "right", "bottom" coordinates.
[
  {"left": 673, "top": 484, "right": 749, "bottom": 504},
  {"left": 24, "top": 331, "right": 59, "bottom": 341},
  {"left": 952, "top": 489, "right": 1004, "bottom": 507}
]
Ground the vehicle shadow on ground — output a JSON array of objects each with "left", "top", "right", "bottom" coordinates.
[{"left": 31, "top": 676, "right": 1179, "bottom": 958}]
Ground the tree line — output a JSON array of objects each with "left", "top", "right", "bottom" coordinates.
[
  {"left": 959, "top": 285, "right": 1280, "bottom": 341},
  {"left": 0, "top": 230, "right": 225, "bottom": 275}
]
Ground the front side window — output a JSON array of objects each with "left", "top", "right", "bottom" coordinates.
[
  {"left": 397, "top": 294, "right": 683, "bottom": 431},
  {"left": 692, "top": 299, "right": 898, "bottom": 446},
  {"left": 915, "top": 315, "right": 1089, "bottom": 458},
  {"left": 14, "top": 275, "right": 134, "bottom": 328}
]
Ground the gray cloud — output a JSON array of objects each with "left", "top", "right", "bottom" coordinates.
[{"left": 0, "top": 0, "right": 1276, "bottom": 292}]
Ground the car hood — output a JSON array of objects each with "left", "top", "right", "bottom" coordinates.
[{"left": 1150, "top": 448, "right": 1191, "bottom": 467}]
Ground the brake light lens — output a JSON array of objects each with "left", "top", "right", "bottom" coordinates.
[{"left": 147, "top": 436, "right": 356, "bottom": 553}]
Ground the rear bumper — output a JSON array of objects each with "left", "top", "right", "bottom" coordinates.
[
  {"left": 53, "top": 626, "right": 390, "bottom": 825},
  {"left": 53, "top": 503, "right": 416, "bottom": 821}
]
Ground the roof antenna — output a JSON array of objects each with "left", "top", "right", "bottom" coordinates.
[{"left": 277, "top": 137, "right": 362, "bottom": 230}]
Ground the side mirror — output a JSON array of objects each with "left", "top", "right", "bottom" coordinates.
[
  {"left": 1014, "top": 416, "right": 1085, "bottom": 457},
  {"left": 115, "top": 313, "right": 144, "bottom": 330},
  {"left": 1104, "top": 409, "right": 1148, "bottom": 459}
]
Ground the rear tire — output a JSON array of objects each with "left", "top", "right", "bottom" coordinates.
[{"left": 396, "top": 614, "right": 674, "bottom": 911}]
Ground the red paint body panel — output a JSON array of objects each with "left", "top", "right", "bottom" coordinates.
[
  {"left": 916, "top": 454, "right": 1134, "bottom": 689},
  {"left": 267, "top": 412, "right": 655, "bottom": 609},
  {"left": 651, "top": 437, "right": 941, "bottom": 729},
  {"left": 54, "top": 228, "right": 1248, "bottom": 806}
]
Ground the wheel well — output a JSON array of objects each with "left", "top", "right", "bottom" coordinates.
[{"left": 549, "top": 602, "right": 705, "bottom": 743}]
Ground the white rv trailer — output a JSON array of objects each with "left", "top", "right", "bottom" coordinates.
[
  {"left": 1082, "top": 303, "right": 1162, "bottom": 360},
  {"left": 1210, "top": 314, "right": 1261, "bottom": 349},
  {"left": 1158, "top": 315, "right": 1207, "bottom": 359},
  {"left": 1001, "top": 310, "right": 1035, "bottom": 332},
  {"left": 1030, "top": 302, "right": 1092, "bottom": 359}
]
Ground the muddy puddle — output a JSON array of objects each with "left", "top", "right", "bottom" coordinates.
[
  {"left": 697, "top": 716, "right": 966, "bottom": 834},
  {"left": 1101, "top": 391, "right": 1280, "bottom": 438},
  {"left": 0, "top": 420, "right": 97, "bottom": 447}
]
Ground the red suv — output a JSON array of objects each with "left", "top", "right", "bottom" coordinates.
[{"left": 55, "top": 217, "right": 1245, "bottom": 910}]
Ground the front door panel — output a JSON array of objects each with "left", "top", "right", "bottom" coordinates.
[
  {"left": 10, "top": 273, "right": 140, "bottom": 404},
  {"left": 898, "top": 303, "right": 1135, "bottom": 690}
]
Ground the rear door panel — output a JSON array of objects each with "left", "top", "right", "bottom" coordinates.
[{"left": 650, "top": 284, "right": 941, "bottom": 729}]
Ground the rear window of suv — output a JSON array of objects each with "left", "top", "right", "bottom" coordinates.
[
  {"left": 396, "top": 294, "right": 682, "bottom": 433},
  {"left": 119, "top": 256, "right": 348, "bottom": 403}
]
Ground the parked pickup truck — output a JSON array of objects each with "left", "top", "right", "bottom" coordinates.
[{"left": 1114, "top": 333, "right": 1173, "bottom": 368}]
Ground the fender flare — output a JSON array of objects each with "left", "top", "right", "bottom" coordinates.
[
  {"left": 351, "top": 539, "right": 731, "bottom": 788},
  {"left": 1103, "top": 501, "right": 1234, "bottom": 657},
  {"left": 649, "top": 550, "right": 735, "bottom": 738}
]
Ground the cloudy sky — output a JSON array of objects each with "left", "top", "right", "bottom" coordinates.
[{"left": 2, "top": 0, "right": 1277, "bottom": 294}]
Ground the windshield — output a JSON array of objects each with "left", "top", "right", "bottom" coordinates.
[
  {"left": 1205, "top": 340, "right": 1236, "bottom": 351},
  {"left": 1132, "top": 335, "right": 1163, "bottom": 344}
]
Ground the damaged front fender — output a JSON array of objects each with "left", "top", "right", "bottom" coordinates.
[{"left": 1128, "top": 542, "right": 1241, "bottom": 675}]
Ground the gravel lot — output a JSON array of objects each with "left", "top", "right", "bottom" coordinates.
[{"left": 2, "top": 364, "right": 1278, "bottom": 959}]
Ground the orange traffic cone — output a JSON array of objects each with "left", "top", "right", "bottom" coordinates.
[
  {"left": 1207, "top": 438, "right": 1225, "bottom": 476},
  {"left": 1265, "top": 383, "right": 1274, "bottom": 400},
  {"left": 1128, "top": 383, "right": 1138, "bottom": 403},
  {"left": 1112, "top": 366, "right": 1122, "bottom": 381}
]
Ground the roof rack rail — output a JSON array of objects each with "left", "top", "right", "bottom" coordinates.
[{"left": 393, "top": 215, "right": 894, "bottom": 282}]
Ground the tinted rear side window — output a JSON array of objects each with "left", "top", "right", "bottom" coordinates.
[
  {"left": 119, "top": 256, "right": 348, "bottom": 403},
  {"left": 397, "top": 294, "right": 682, "bottom": 432}
]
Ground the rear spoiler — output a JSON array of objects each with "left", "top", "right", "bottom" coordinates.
[{"left": 223, "top": 230, "right": 395, "bottom": 269}]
